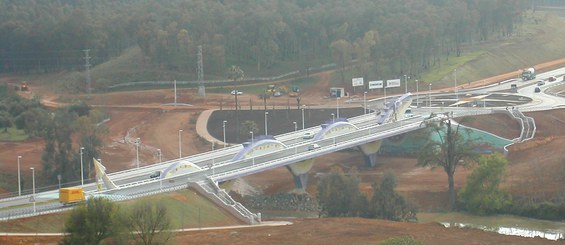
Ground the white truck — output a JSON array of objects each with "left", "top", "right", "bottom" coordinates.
[{"left": 521, "top": 67, "right": 536, "bottom": 81}]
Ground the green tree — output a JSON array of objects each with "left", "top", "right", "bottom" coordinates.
[
  {"left": 61, "top": 197, "right": 122, "bottom": 245},
  {"left": 123, "top": 202, "right": 173, "bottom": 245},
  {"left": 240, "top": 120, "right": 259, "bottom": 139},
  {"left": 330, "top": 39, "right": 352, "bottom": 87},
  {"left": 459, "top": 153, "right": 512, "bottom": 215},
  {"left": 317, "top": 167, "right": 367, "bottom": 217},
  {"left": 418, "top": 113, "right": 480, "bottom": 210},
  {"left": 369, "top": 171, "right": 417, "bottom": 222},
  {"left": 0, "top": 111, "right": 12, "bottom": 132}
]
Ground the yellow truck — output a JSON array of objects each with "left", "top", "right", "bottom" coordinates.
[{"left": 59, "top": 187, "right": 85, "bottom": 205}]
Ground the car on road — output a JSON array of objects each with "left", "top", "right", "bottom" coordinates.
[
  {"left": 548, "top": 76, "right": 557, "bottom": 82},
  {"left": 534, "top": 87, "right": 541, "bottom": 93},
  {"left": 536, "top": 80, "right": 545, "bottom": 86},
  {"left": 150, "top": 171, "right": 161, "bottom": 179},
  {"left": 230, "top": 90, "right": 243, "bottom": 95},
  {"left": 308, "top": 143, "right": 321, "bottom": 151},
  {"left": 273, "top": 91, "right": 282, "bottom": 97},
  {"left": 303, "top": 132, "right": 315, "bottom": 139}
]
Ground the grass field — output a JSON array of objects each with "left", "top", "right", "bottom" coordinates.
[
  {"left": 0, "top": 127, "right": 28, "bottom": 142},
  {"left": 0, "top": 189, "right": 239, "bottom": 233}
]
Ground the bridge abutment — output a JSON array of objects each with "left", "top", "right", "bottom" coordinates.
[
  {"left": 286, "top": 159, "right": 314, "bottom": 190},
  {"left": 359, "top": 140, "right": 383, "bottom": 167}
]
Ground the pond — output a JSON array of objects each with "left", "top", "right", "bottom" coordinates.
[{"left": 419, "top": 212, "right": 565, "bottom": 241}]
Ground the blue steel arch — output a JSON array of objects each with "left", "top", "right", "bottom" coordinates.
[
  {"left": 314, "top": 119, "right": 360, "bottom": 140},
  {"left": 232, "top": 135, "right": 288, "bottom": 161}
]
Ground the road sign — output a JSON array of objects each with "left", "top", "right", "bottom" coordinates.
[
  {"left": 387, "top": 79, "right": 401, "bottom": 88},
  {"left": 368, "top": 80, "right": 383, "bottom": 89},
  {"left": 352, "top": 77, "right": 364, "bottom": 87}
]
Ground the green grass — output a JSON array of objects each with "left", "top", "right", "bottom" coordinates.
[
  {"left": 0, "top": 189, "right": 239, "bottom": 233},
  {"left": 0, "top": 127, "right": 28, "bottom": 141}
]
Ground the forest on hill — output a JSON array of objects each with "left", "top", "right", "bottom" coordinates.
[{"left": 0, "top": 0, "right": 528, "bottom": 79}]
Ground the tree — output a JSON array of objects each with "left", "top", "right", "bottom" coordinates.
[
  {"left": 369, "top": 171, "right": 417, "bottom": 222},
  {"left": 0, "top": 111, "right": 12, "bottom": 132},
  {"left": 240, "top": 120, "right": 259, "bottom": 139},
  {"left": 317, "top": 167, "right": 367, "bottom": 217},
  {"left": 61, "top": 197, "right": 122, "bottom": 245},
  {"left": 330, "top": 39, "right": 352, "bottom": 87},
  {"left": 228, "top": 65, "right": 244, "bottom": 142},
  {"left": 459, "top": 153, "right": 512, "bottom": 215},
  {"left": 123, "top": 201, "right": 173, "bottom": 245},
  {"left": 418, "top": 113, "right": 480, "bottom": 210}
]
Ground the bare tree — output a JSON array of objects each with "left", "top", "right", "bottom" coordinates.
[
  {"left": 123, "top": 202, "right": 173, "bottom": 245},
  {"left": 418, "top": 113, "right": 480, "bottom": 210}
]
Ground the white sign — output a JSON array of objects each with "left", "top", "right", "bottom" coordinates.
[
  {"left": 352, "top": 77, "right": 364, "bottom": 87},
  {"left": 368, "top": 80, "right": 383, "bottom": 89},
  {"left": 387, "top": 79, "right": 401, "bottom": 88}
]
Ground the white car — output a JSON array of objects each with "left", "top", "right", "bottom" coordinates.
[
  {"left": 536, "top": 80, "right": 545, "bottom": 86},
  {"left": 230, "top": 90, "right": 243, "bottom": 95},
  {"left": 308, "top": 143, "right": 321, "bottom": 151},
  {"left": 303, "top": 132, "right": 315, "bottom": 139}
]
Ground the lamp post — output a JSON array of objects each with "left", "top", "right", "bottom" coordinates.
[
  {"left": 331, "top": 113, "right": 335, "bottom": 123},
  {"left": 30, "top": 167, "right": 35, "bottom": 213},
  {"left": 178, "top": 129, "right": 183, "bottom": 158},
  {"left": 222, "top": 121, "right": 227, "bottom": 148},
  {"left": 454, "top": 68, "right": 458, "bottom": 106},
  {"left": 250, "top": 131, "right": 254, "bottom": 145},
  {"left": 264, "top": 112, "right": 269, "bottom": 135},
  {"left": 336, "top": 97, "right": 340, "bottom": 118},
  {"left": 135, "top": 138, "right": 141, "bottom": 168},
  {"left": 17, "top": 155, "right": 22, "bottom": 196},
  {"left": 293, "top": 121, "right": 297, "bottom": 132},
  {"left": 80, "top": 147, "right": 84, "bottom": 186},
  {"left": 429, "top": 83, "right": 432, "bottom": 107},
  {"left": 301, "top": 108, "right": 305, "bottom": 129},
  {"left": 157, "top": 149, "right": 162, "bottom": 164},
  {"left": 416, "top": 79, "right": 419, "bottom": 107},
  {"left": 363, "top": 91, "right": 367, "bottom": 115},
  {"left": 404, "top": 74, "right": 407, "bottom": 93},
  {"left": 57, "top": 174, "right": 61, "bottom": 189}
]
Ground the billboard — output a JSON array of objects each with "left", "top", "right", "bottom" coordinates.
[
  {"left": 368, "top": 80, "right": 383, "bottom": 89},
  {"left": 352, "top": 77, "right": 364, "bottom": 87},
  {"left": 387, "top": 79, "right": 401, "bottom": 88}
]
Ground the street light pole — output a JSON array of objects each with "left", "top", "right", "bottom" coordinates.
[
  {"left": 17, "top": 155, "right": 22, "bottom": 196},
  {"left": 331, "top": 113, "right": 335, "bottom": 123},
  {"left": 293, "top": 121, "right": 297, "bottom": 132},
  {"left": 336, "top": 97, "right": 340, "bottom": 118},
  {"left": 455, "top": 68, "right": 458, "bottom": 106},
  {"left": 157, "top": 149, "right": 162, "bottom": 163},
  {"left": 416, "top": 79, "right": 419, "bottom": 107},
  {"left": 30, "top": 167, "right": 35, "bottom": 213},
  {"left": 222, "top": 121, "right": 227, "bottom": 148},
  {"left": 80, "top": 147, "right": 84, "bottom": 186},
  {"left": 404, "top": 74, "right": 407, "bottom": 93},
  {"left": 301, "top": 108, "right": 305, "bottom": 129},
  {"left": 178, "top": 129, "right": 183, "bottom": 158},
  {"left": 429, "top": 83, "right": 432, "bottom": 107},
  {"left": 264, "top": 112, "right": 269, "bottom": 135},
  {"left": 136, "top": 138, "right": 140, "bottom": 168},
  {"left": 250, "top": 131, "right": 254, "bottom": 145},
  {"left": 363, "top": 91, "right": 367, "bottom": 115}
]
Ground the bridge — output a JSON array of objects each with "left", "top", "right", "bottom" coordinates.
[{"left": 4, "top": 63, "right": 564, "bottom": 223}]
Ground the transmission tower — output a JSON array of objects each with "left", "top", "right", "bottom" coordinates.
[
  {"left": 83, "top": 49, "right": 91, "bottom": 94},
  {"left": 197, "top": 45, "right": 206, "bottom": 97}
]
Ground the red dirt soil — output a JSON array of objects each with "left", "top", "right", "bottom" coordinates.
[{"left": 2, "top": 58, "right": 565, "bottom": 244}]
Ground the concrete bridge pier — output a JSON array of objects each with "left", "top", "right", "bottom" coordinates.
[
  {"left": 286, "top": 159, "right": 314, "bottom": 190},
  {"left": 359, "top": 140, "right": 383, "bottom": 167}
]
